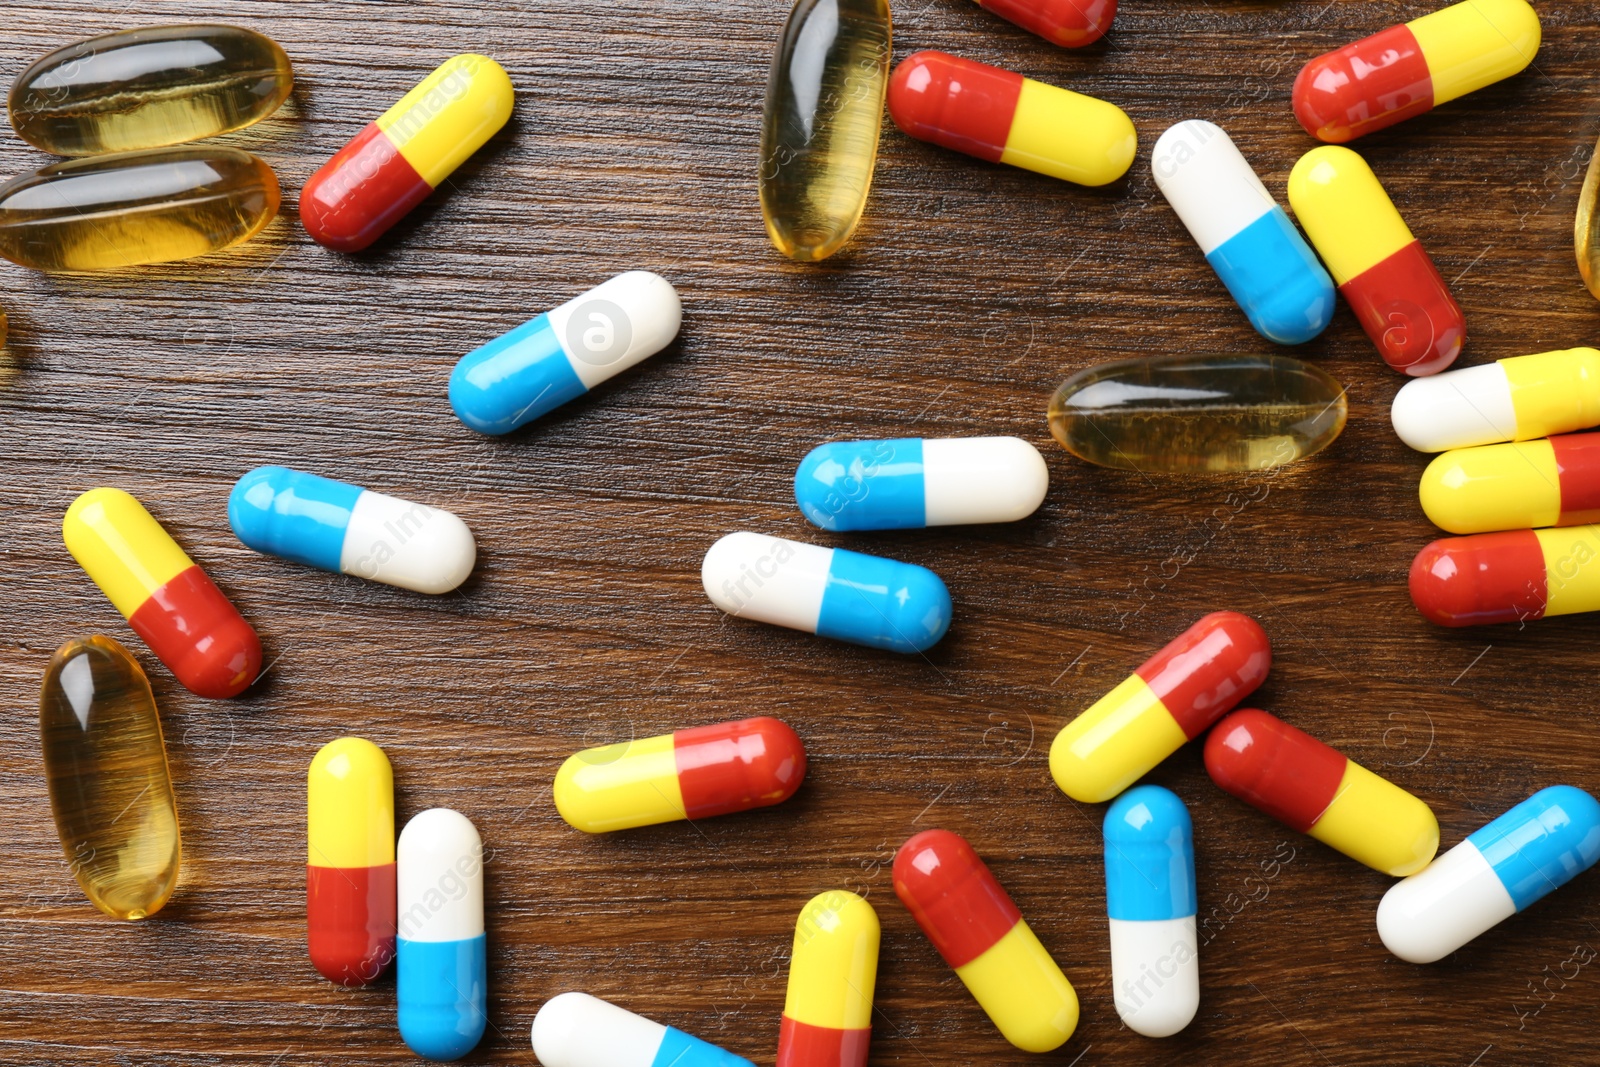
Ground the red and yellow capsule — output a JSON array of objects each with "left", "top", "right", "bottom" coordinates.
[
  {"left": 1294, "top": 0, "right": 1540, "bottom": 144},
  {"left": 63, "top": 488, "right": 260, "bottom": 699},
  {"left": 307, "top": 737, "right": 396, "bottom": 986},
  {"left": 301, "top": 54, "right": 513, "bottom": 252},
  {"left": 1411, "top": 525, "right": 1600, "bottom": 626},
  {"left": 1204, "top": 708, "right": 1439, "bottom": 876},
  {"left": 972, "top": 0, "right": 1117, "bottom": 48},
  {"left": 887, "top": 50, "right": 1135, "bottom": 187},
  {"left": 1419, "top": 432, "right": 1600, "bottom": 534},
  {"left": 777, "top": 890, "right": 879, "bottom": 1067},
  {"left": 553, "top": 716, "right": 806, "bottom": 833}
]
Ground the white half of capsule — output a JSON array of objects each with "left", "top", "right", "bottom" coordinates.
[
  {"left": 702, "top": 532, "right": 831, "bottom": 631},
  {"left": 397, "top": 808, "right": 484, "bottom": 943},
  {"left": 340, "top": 490, "right": 477, "bottom": 594},
  {"left": 924, "top": 437, "right": 1049, "bottom": 524},
  {"left": 1109, "top": 917, "right": 1200, "bottom": 1038},
  {"left": 1390, "top": 363, "right": 1518, "bottom": 452},
  {"left": 549, "top": 270, "right": 684, "bottom": 389},
  {"left": 531, "top": 992, "right": 667, "bottom": 1067},
  {"left": 1151, "top": 120, "right": 1273, "bottom": 254},
  {"left": 1375, "top": 839, "right": 1517, "bottom": 964}
]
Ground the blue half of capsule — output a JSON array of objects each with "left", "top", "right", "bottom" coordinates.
[
  {"left": 1104, "top": 784, "right": 1197, "bottom": 921},
  {"left": 449, "top": 314, "right": 587, "bottom": 435},
  {"left": 1467, "top": 785, "right": 1600, "bottom": 912},
  {"left": 815, "top": 548, "right": 952, "bottom": 654},
  {"left": 229, "top": 466, "right": 361, "bottom": 571},
  {"left": 1205, "top": 207, "right": 1335, "bottom": 346},
  {"left": 397, "top": 934, "right": 488, "bottom": 1061},
  {"left": 796, "top": 438, "right": 925, "bottom": 530}
]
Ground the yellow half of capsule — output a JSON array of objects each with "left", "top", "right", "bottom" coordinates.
[
  {"left": 999, "top": 79, "right": 1136, "bottom": 187},
  {"left": 63, "top": 488, "right": 192, "bottom": 618},
  {"left": 308, "top": 737, "right": 395, "bottom": 868},
  {"left": 1049, "top": 675, "right": 1187, "bottom": 803},
  {"left": 553, "top": 733, "right": 686, "bottom": 833},
  {"left": 784, "top": 890, "right": 880, "bottom": 1031},
  {"left": 1286, "top": 145, "right": 1413, "bottom": 285},
  {"left": 1309, "top": 760, "right": 1439, "bottom": 877},
  {"left": 1535, "top": 525, "right": 1600, "bottom": 616},
  {"left": 1409, "top": 0, "right": 1540, "bottom": 106},
  {"left": 954, "top": 920, "right": 1079, "bottom": 1053},
  {"left": 375, "top": 54, "right": 514, "bottom": 188},
  {"left": 1503, "top": 348, "right": 1600, "bottom": 441},
  {"left": 1419, "top": 440, "right": 1561, "bottom": 533}
]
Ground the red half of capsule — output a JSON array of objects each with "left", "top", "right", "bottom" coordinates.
[
  {"left": 307, "top": 862, "right": 398, "bottom": 986},
  {"left": 777, "top": 1018, "right": 872, "bottom": 1067},
  {"left": 1204, "top": 708, "right": 1347, "bottom": 832},
  {"left": 1553, "top": 434, "right": 1600, "bottom": 524},
  {"left": 976, "top": 0, "right": 1117, "bottom": 48},
  {"left": 300, "top": 123, "right": 433, "bottom": 253},
  {"left": 675, "top": 716, "right": 807, "bottom": 819},
  {"left": 129, "top": 565, "right": 262, "bottom": 699},
  {"left": 1134, "top": 610, "right": 1272, "bottom": 738},
  {"left": 1293, "top": 24, "right": 1434, "bottom": 143},
  {"left": 887, "top": 50, "right": 1021, "bottom": 164},
  {"left": 1409, "top": 530, "right": 1547, "bottom": 627},
  {"left": 1341, "top": 241, "right": 1463, "bottom": 376},
  {"left": 893, "top": 829, "right": 1021, "bottom": 968}
]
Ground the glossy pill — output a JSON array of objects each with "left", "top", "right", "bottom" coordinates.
[
  {"left": 1391, "top": 348, "right": 1600, "bottom": 452},
  {"left": 449, "top": 271, "right": 682, "bottom": 435},
  {"left": 1151, "top": 121, "right": 1333, "bottom": 345},
  {"left": 778, "top": 891, "right": 879, "bottom": 1067},
  {"left": 532, "top": 992, "right": 754, "bottom": 1067},
  {"left": 9, "top": 25, "right": 293, "bottom": 156},
  {"left": 230, "top": 466, "right": 475, "bottom": 594},
  {"left": 1409, "top": 525, "right": 1600, "bottom": 627},
  {"left": 1293, "top": 0, "right": 1540, "bottom": 144},
  {"left": 1288, "top": 146, "right": 1463, "bottom": 376},
  {"left": 0, "top": 147, "right": 279, "bottom": 271},
  {"left": 1377, "top": 786, "right": 1600, "bottom": 963},
  {"left": 759, "top": 0, "right": 890, "bottom": 262},
  {"left": 1205, "top": 708, "right": 1438, "bottom": 876},
  {"left": 973, "top": 0, "right": 1115, "bottom": 47},
  {"left": 1104, "top": 786, "right": 1198, "bottom": 1038},
  {"left": 1577, "top": 135, "right": 1600, "bottom": 301},
  {"left": 894, "top": 829, "right": 1078, "bottom": 1052},
  {"left": 301, "top": 54, "right": 513, "bottom": 252},
  {"left": 554, "top": 716, "right": 806, "bottom": 833},
  {"left": 888, "top": 50, "right": 1134, "bottom": 187},
  {"left": 1420, "top": 433, "right": 1600, "bottom": 534},
  {"left": 702, "top": 532, "right": 951, "bottom": 654},
  {"left": 1051, "top": 612, "right": 1270, "bottom": 803},
  {"left": 397, "top": 808, "right": 486, "bottom": 1061},
  {"left": 1048, "top": 354, "right": 1347, "bottom": 472},
  {"left": 307, "top": 737, "right": 396, "bottom": 987},
  {"left": 40, "top": 636, "right": 180, "bottom": 921},
  {"left": 795, "top": 436, "right": 1048, "bottom": 531},
  {"left": 64, "top": 488, "right": 260, "bottom": 699}
]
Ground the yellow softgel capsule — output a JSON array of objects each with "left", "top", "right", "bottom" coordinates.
[
  {"left": 39, "top": 635, "right": 181, "bottom": 921},
  {"left": 1577, "top": 133, "right": 1600, "bottom": 301}
]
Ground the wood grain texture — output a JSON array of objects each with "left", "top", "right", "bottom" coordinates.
[{"left": 1, "top": 0, "right": 1598, "bottom": 1063}]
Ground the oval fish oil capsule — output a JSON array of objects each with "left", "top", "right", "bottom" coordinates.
[
  {"left": 1377, "top": 785, "right": 1600, "bottom": 963},
  {"left": 1390, "top": 348, "right": 1600, "bottom": 452},
  {"left": 1050, "top": 612, "right": 1270, "bottom": 803},
  {"left": 972, "top": 0, "right": 1116, "bottom": 48},
  {"left": 40, "top": 636, "right": 180, "bottom": 920},
  {"left": 795, "top": 436, "right": 1048, "bottom": 531},
  {"left": 1288, "top": 146, "right": 1463, "bottom": 376},
  {"left": 1419, "top": 433, "right": 1600, "bottom": 534},
  {"left": 1047, "top": 353, "right": 1347, "bottom": 472},
  {"left": 301, "top": 54, "right": 513, "bottom": 253},
  {"left": 759, "top": 0, "right": 890, "bottom": 262},
  {"left": 554, "top": 716, "right": 806, "bottom": 833},
  {"left": 307, "top": 737, "right": 396, "bottom": 986},
  {"left": 1578, "top": 134, "right": 1600, "bottom": 301},
  {"left": 64, "top": 488, "right": 261, "bottom": 699},
  {"left": 778, "top": 891, "right": 879, "bottom": 1067},
  {"left": 0, "top": 147, "right": 279, "bottom": 271},
  {"left": 229, "top": 466, "right": 475, "bottom": 594},
  {"left": 9, "top": 25, "right": 294, "bottom": 156},
  {"left": 449, "top": 271, "right": 682, "bottom": 435},
  {"left": 1103, "top": 786, "right": 1198, "bottom": 1038},
  {"left": 1294, "top": 0, "right": 1540, "bottom": 144},
  {"left": 894, "top": 829, "right": 1078, "bottom": 1052},
  {"left": 1151, "top": 121, "right": 1334, "bottom": 345},
  {"left": 887, "top": 50, "right": 1135, "bottom": 187},
  {"left": 1205, "top": 708, "right": 1438, "bottom": 876},
  {"left": 397, "top": 808, "right": 487, "bottom": 1061},
  {"left": 1409, "top": 525, "right": 1600, "bottom": 627},
  {"left": 531, "top": 991, "right": 755, "bottom": 1067},
  {"left": 701, "top": 532, "right": 951, "bottom": 654}
]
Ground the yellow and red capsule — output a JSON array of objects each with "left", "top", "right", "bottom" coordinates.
[
  {"left": 778, "top": 890, "right": 879, "bottom": 1067},
  {"left": 1419, "top": 432, "right": 1600, "bottom": 534},
  {"left": 307, "top": 737, "right": 396, "bottom": 986},
  {"left": 1411, "top": 525, "right": 1600, "bottom": 626},
  {"left": 972, "top": 0, "right": 1117, "bottom": 48}
]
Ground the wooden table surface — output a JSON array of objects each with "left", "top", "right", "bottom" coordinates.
[{"left": 2, "top": 0, "right": 1599, "bottom": 1064}]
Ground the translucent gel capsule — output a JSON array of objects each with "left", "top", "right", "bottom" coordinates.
[
  {"left": 1047, "top": 354, "right": 1347, "bottom": 472},
  {"left": 1577, "top": 135, "right": 1600, "bottom": 301},
  {"left": 0, "top": 147, "right": 279, "bottom": 271},
  {"left": 759, "top": 0, "right": 891, "bottom": 262},
  {"left": 40, "top": 636, "right": 180, "bottom": 921},
  {"left": 9, "top": 25, "right": 294, "bottom": 156}
]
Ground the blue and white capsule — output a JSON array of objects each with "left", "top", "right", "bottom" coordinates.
[
  {"left": 1104, "top": 785, "right": 1199, "bottom": 1038},
  {"left": 449, "top": 271, "right": 682, "bottom": 435},
  {"left": 397, "top": 808, "right": 487, "bottom": 1061},
  {"left": 795, "top": 436, "right": 1049, "bottom": 531},
  {"left": 1378, "top": 785, "right": 1600, "bottom": 964},
  {"left": 229, "top": 466, "right": 475, "bottom": 594},
  {"left": 530, "top": 991, "right": 754, "bottom": 1067},
  {"left": 701, "top": 531, "right": 951, "bottom": 654},
  {"left": 1152, "top": 120, "right": 1334, "bottom": 345}
]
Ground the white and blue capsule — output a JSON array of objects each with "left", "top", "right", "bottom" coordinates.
[
  {"left": 1104, "top": 785, "right": 1199, "bottom": 1038},
  {"left": 397, "top": 808, "right": 487, "bottom": 1061},
  {"left": 795, "top": 436, "right": 1048, "bottom": 532},
  {"left": 701, "top": 532, "right": 951, "bottom": 654},
  {"left": 1152, "top": 120, "right": 1334, "bottom": 345},
  {"left": 229, "top": 466, "right": 475, "bottom": 594},
  {"left": 531, "top": 992, "right": 754, "bottom": 1067},
  {"left": 449, "top": 271, "right": 682, "bottom": 435},
  {"left": 1378, "top": 785, "right": 1600, "bottom": 963}
]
